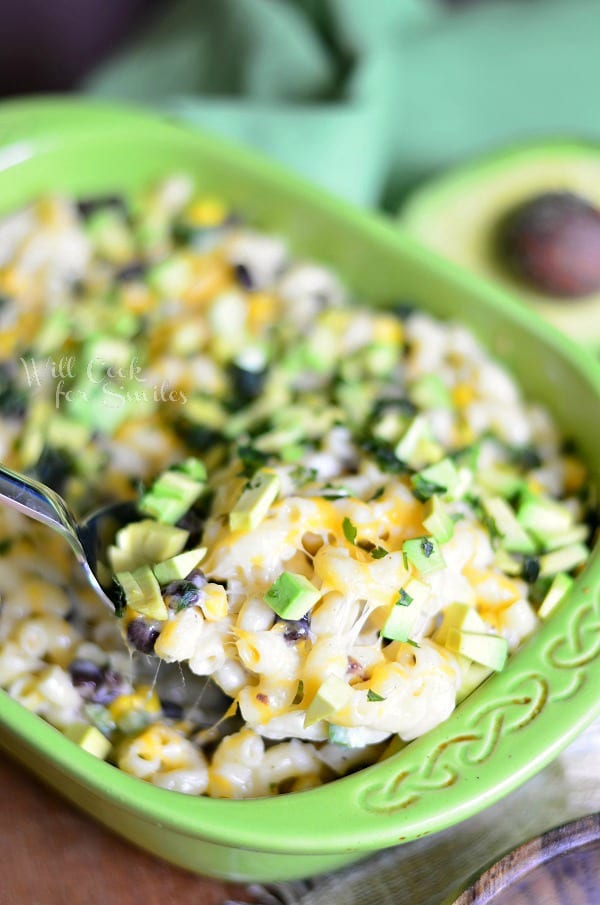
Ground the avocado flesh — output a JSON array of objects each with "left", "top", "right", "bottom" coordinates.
[{"left": 401, "top": 142, "right": 600, "bottom": 349}]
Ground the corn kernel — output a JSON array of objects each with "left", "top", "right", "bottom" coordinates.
[
  {"left": 201, "top": 584, "right": 228, "bottom": 621},
  {"left": 247, "top": 292, "right": 278, "bottom": 333},
  {"left": 372, "top": 315, "right": 403, "bottom": 346},
  {"left": 187, "top": 197, "right": 228, "bottom": 227},
  {"left": 452, "top": 384, "right": 476, "bottom": 407},
  {"left": 108, "top": 685, "right": 161, "bottom": 722}
]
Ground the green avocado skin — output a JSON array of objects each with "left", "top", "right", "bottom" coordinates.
[{"left": 400, "top": 141, "right": 600, "bottom": 351}]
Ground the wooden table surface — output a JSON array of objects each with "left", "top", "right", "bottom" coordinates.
[{"left": 0, "top": 755, "right": 254, "bottom": 905}]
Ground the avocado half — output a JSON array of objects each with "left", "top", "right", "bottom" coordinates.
[{"left": 400, "top": 142, "right": 600, "bottom": 350}]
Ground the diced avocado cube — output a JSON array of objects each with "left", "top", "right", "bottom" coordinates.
[
  {"left": 409, "top": 374, "right": 452, "bottom": 410},
  {"left": 112, "top": 520, "right": 189, "bottom": 571},
  {"left": 86, "top": 208, "right": 133, "bottom": 263},
  {"left": 46, "top": 416, "right": 91, "bottom": 453},
  {"left": 517, "top": 495, "right": 574, "bottom": 545},
  {"left": 403, "top": 536, "right": 446, "bottom": 574},
  {"left": 372, "top": 411, "right": 406, "bottom": 444},
  {"left": 147, "top": 255, "right": 191, "bottom": 296},
  {"left": 423, "top": 496, "right": 454, "bottom": 543},
  {"left": 65, "top": 724, "right": 112, "bottom": 759},
  {"left": 493, "top": 548, "right": 523, "bottom": 576},
  {"left": 82, "top": 703, "right": 117, "bottom": 736},
  {"left": 115, "top": 565, "right": 168, "bottom": 620},
  {"left": 538, "top": 571, "right": 575, "bottom": 619},
  {"left": 535, "top": 524, "right": 589, "bottom": 552},
  {"left": 174, "top": 457, "right": 207, "bottom": 481},
  {"left": 481, "top": 496, "right": 536, "bottom": 554},
  {"left": 183, "top": 396, "right": 228, "bottom": 431},
  {"left": 152, "top": 547, "right": 207, "bottom": 585},
  {"left": 477, "top": 465, "right": 524, "bottom": 499},
  {"left": 138, "top": 496, "right": 189, "bottom": 525},
  {"left": 230, "top": 469, "right": 280, "bottom": 532},
  {"left": 395, "top": 415, "right": 442, "bottom": 469},
  {"left": 539, "top": 543, "right": 588, "bottom": 578},
  {"left": 362, "top": 342, "right": 397, "bottom": 377},
  {"left": 456, "top": 662, "right": 494, "bottom": 704},
  {"left": 411, "top": 458, "right": 460, "bottom": 502},
  {"left": 382, "top": 600, "right": 419, "bottom": 643},
  {"left": 445, "top": 629, "right": 508, "bottom": 672},
  {"left": 381, "top": 578, "right": 429, "bottom": 642},
  {"left": 139, "top": 469, "right": 205, "bottom": 524},
  {"left": 434, "top": 603, "right": 486, "bottom": 645},
  {"left": 264, "top": 571, "right": 320, "bottom": 620},
  {"left": 151, "top": 470, "right": 202, "bottom": 499},
  {"left": 304, "top": 676, "right": 352, "bottom": 728},
  {"left": 403, "top": 577, "right": 430, "bottom": 607}
]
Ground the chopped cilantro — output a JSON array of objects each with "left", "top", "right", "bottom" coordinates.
[
  {"left": 510, "top": 444, "right": 542, "bottom": 470},
  {"left": 369, "top": 486, "right": 385, "bottom": 502},
  {"left": 237, "top": 444, "right": 270, "bottom": 478},
  {"left": 360, "top": 437, "right": 408, "bottom": 474},
  {"left": 112, "top": 581, "right": 126, "bottom": 618},
  {"left": 411, "top": 475, "right": 447, "bottom": 503},
  {"left": 178, "top": 422, "right": 223, "bottom": 453},
  {"left": 395, "top": 588, "right": 413, "bottom": 607},
  {"left": 291, "top": 464, "right": 318, "bottom": 486},
  {"left": 0, "top": 364, "right": 27, "bottom": 418},
  {"left": 371, "top": 397, "right": 417, "bottom": 420},
  {"left": 292, "top": 680, "right": 304, "bottom": 706},
  {"left": 321, "top": 484, "right": 351, "bottom": 500},
  {"left": 422, "top": 538, "right": 435, "bottom": 558},
  {"left": 342, "top": 517, "right": 357, "bottom": 545},
  {"left": 371, "top": 546, "right": 389, "bottom": 560},
  {"left": 367, "top": 689, "right": 386, "bottom": 702}
]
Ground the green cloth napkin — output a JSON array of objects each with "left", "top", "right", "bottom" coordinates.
[{"left": 86, "top": 0, "right": 600, "bottom": 209}]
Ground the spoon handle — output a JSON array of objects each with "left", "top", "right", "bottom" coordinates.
[{"left": 0, "top": 463, "right": 85, "bottom": 561}]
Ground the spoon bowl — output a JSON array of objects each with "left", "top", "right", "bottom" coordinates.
[{"left": 0, "top": 463, "right": 136, "bottom": 613}]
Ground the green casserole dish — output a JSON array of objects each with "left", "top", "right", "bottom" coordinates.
[{"left": 0, "top": 99, "right": 599, "bottom": 883}]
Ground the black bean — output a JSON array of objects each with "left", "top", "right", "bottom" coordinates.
[
  {"left": 521, "top": 556, "right": 541, "bottom": 584},
  {"left": 234, "top": 263, "right": 254, "bottom": 290},
  {"left": 126, "top": 618, "right": 160, "bottom": 654},
  {"left": 115, "top": 261, "right": 147, "bottom": 282},
  {"left": 280, "top": 614, "right": 312, "bottom": 644},
  {"left": 175, "top": 509, "right": 205, "bottom": 547},
  {"left": 163, "top": 580, "right": 202, "bottom": 610},
  {"left": 160, "top": 699, "right": 184, "bottom": 719},
  {"left": 69, "top": 659, "right": 104, "bottom": 694},
  {"left": 92, "top": 668, "right": 125, "bottom": 705},
  {"left": 68, "top": 658, "right": 125, "bottom": 705},
  {"left": 186, "top": 569, "right": 208, "bottom": 589},
  {"left": 511, "top": 446, "right": 542, "bottom": 470},
  {"left": 76, "top": 195, "right": 128, "bottom": 220},
  {"left": 177, "top": 420, "right": 223, "bottom": 453},
  {"left": 229, "top": 362, "right": 267, "bottom": 404},
  {"left": 391, "top": 301, "right": 417, "bottom": 320}
]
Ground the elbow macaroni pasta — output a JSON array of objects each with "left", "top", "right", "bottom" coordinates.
[{"left": 0, "top": 175, "right": 594, "bottom": 798}]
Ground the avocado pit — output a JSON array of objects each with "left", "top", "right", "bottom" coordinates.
[{"left": 499, "top": 191, "right": 600, "bottom": 299}]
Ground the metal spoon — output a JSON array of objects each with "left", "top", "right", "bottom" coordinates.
[
  {"left": 0, "top": 463, "right": 236, "bottom": 724},
  {"left": 0, "top": 463, "right": 136, "bottom": 612}
]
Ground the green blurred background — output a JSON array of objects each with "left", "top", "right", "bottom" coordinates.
[{"left": 2, "top": 0, "right": 599, "bottom": 210}]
